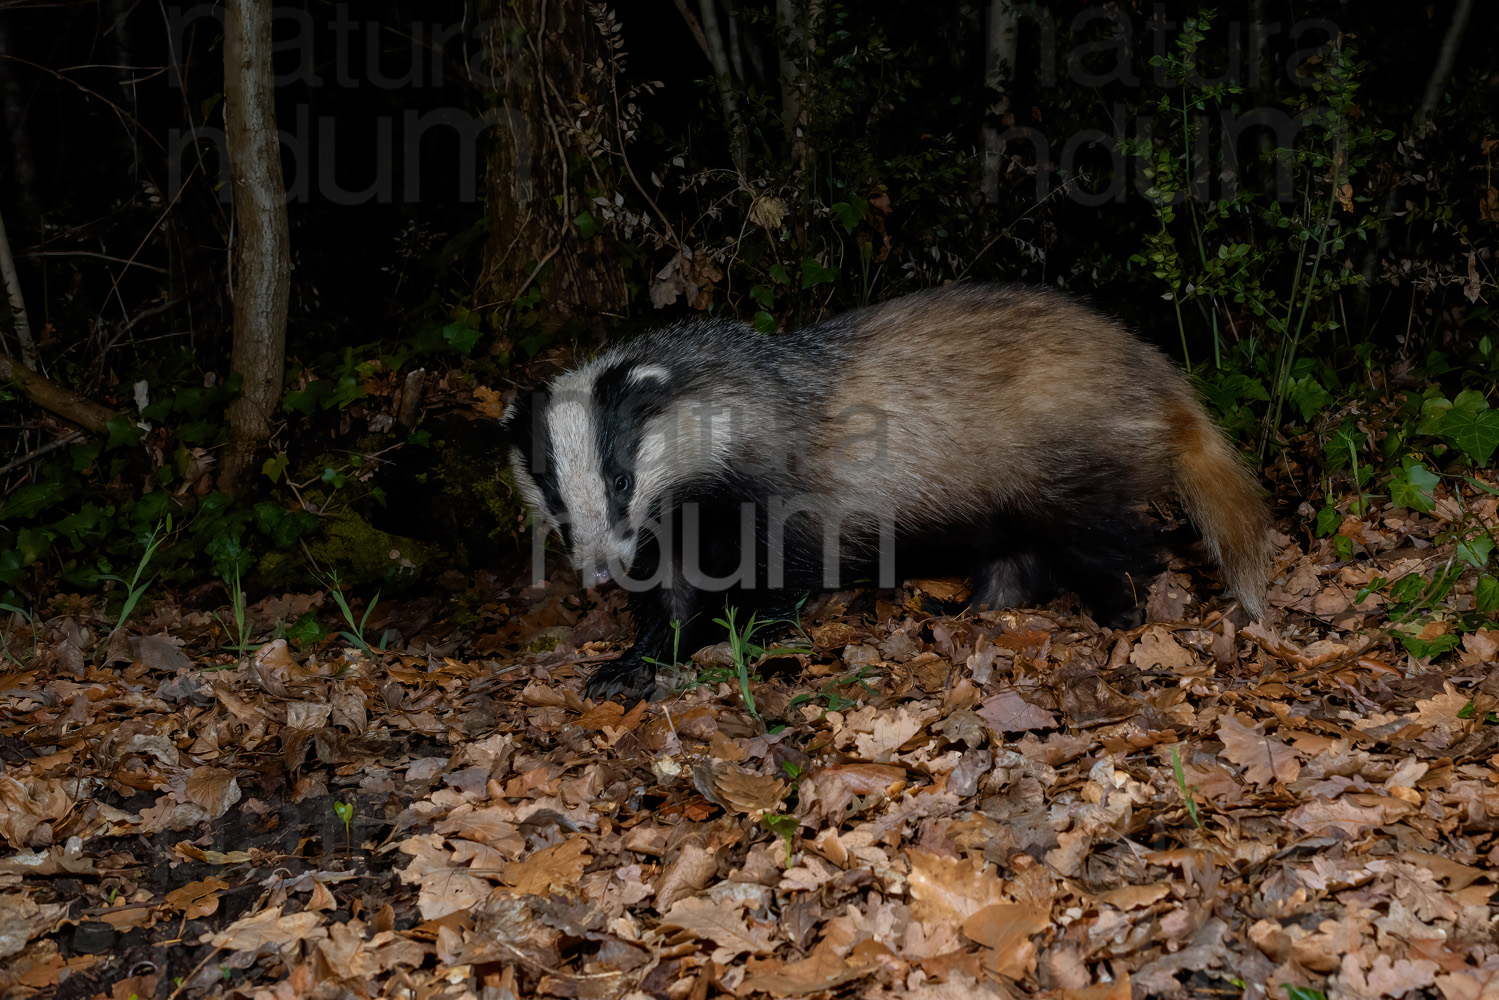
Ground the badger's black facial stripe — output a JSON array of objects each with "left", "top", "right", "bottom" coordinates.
[
  {"left": 511, "top": 386, "right": 571, "bottom": 544},
  {"left": 592, "top": 361, "right": 671, "bottom": 522}
]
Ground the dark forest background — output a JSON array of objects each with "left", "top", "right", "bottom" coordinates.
[{"left": 0, "top": 0, "right": 1495, "bottom": 613}]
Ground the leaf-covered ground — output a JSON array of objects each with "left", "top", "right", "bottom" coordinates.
[{"left": 3, "top": 473, "right": 1499, "bottom": 1000}]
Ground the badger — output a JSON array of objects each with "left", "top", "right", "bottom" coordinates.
[{"left": 504, "top": 283, "right": 1272, "bottom": 701}]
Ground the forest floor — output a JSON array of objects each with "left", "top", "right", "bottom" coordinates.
[{"left": 2, "top": 471, "right": 1498, "bottom": 1000}]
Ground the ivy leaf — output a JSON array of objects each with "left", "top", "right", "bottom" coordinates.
[
  {"left": 1314, "top": 502, "right": 1341, "bottom": 538},
  {"left": 800, "top": 257, "right": 838, "bottom": 289},
  {"left": 1476, "top": 576, "right": 1499, "bottom": 614},
  {"left": 830, "top": 199, "right": 866, "bottom": 234},
  {"left": 442, "top": 321, "right": 483, "bottom": 356},
  {"left": 1397, "top": 630, "right": 1462, "bottom": 660},
  {"left": 1387, "top": 460, "right": 1438, "bottom": 513},
  {"left": 1287, "top": 375, "right": 1333, "bottom": 422},
  {"left": 0, "top": 480, "right": 66, "bottom": 520},
  {"left": 261, "top": 452, "right": 290, "bottom": 484},
  {"left": 1437, "top": 402, "right": 1499, "bottom": 466},
  {"left": 1456, "top": 535, "right": 1494, "bottom": 571},
  {"left": 573, "top": 210, "right": 600, "bottom": 239}
]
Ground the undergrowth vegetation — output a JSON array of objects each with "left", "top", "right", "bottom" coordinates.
[{"left": 0, "top": 2, "right": 1495, "bottom": 655}]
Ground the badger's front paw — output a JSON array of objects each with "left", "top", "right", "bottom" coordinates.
[{"left": 584, "top": 653, "right": 657, "bottom": 704}]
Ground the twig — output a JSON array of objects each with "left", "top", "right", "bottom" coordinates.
[
  {"left": 0, "top": 431, "right": 84, "bottom": 477},
  {"left": 21, "top": 250, "right": 170, "bottom": 273}
]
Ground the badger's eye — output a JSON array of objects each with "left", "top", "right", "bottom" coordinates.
[{"left": 614, "top": 474, "right": 632, "bottom": 494}]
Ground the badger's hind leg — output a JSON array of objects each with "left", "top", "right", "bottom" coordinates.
[
  {"left": 970, "top": 550, "right": 1052, "bottom": 612},
  {"left": 1051, "top": 507, "right": 1167, "bottom": 628}
]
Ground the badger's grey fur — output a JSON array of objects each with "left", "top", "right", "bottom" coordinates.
[{"left": 504, "top": 284, "right": 1273, "bottom": 701}]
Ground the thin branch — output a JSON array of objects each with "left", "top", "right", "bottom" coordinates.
[
  {"left": 0, "top": 431, "right": 84, "bottom": 477},
  {"left": 0, "top": 207, "right": 37, "bottom": 367},
  {"left": 670, "top": 0, "right": 714, "bottom": 63},
  {"left": 21, "top": 250, "right": 169, "bottom": 273},
  {"left": 1418, "top": 0, "right": 1474, "bottom": 122}
]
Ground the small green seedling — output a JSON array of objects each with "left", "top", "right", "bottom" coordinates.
[
  {"left": 321, "top": 571, "right": 393, "bottom": 659},
  {"left": 334, "top": 800, "right": 354, "bottom": 852},
  {"left": 100, "top": 516, "right": 171, "bottom": 630},
  {"left": 1171, "top": 746, "right": 1204, "bottom": 831}
]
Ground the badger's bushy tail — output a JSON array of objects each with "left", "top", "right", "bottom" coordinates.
[{"left": 1170, "top": 400, "right": 1273, "bottom": 618}]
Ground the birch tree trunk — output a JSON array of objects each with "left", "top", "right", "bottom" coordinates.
[
  {"left": 776, "top": 0, "right": 806, "bottom": 170},
  {"left": 980, "top": 0, "right": 1019, "bottom": 205},
  {"left": 218, "top": 0, "right": 290, "bottom": 494}
]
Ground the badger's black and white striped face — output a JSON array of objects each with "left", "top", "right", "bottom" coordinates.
[{"left": 505, "top": 358, "right": 689, "bottom": 587}]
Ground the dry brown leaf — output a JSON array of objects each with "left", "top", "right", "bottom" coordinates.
[
  {"left": 183, "top": 766, "right": 242, "bottom": 818},
  {"left": 1130, "top": 626, "right": 1197, "bottom": 670},
  {"left": 1217, "top": 713, "right": 1300, "bottom": 786},
  {"left": 165, "top": 877, "right": 229, "bottom": 919},
  {"left": 961, "top": 902, "right": 1047, "bottom": 978},
  {"left": 908, "top": 850, "right": 1008, "bottom": 926},
  {"left": 654, "top": 842, "right": 719, "bottom": 912},
  {"left": 712, "top": 769, "right": 787, "bottom": 818},
  {"left": 976, "top": 685, "right": 1058, "bottom": 733},
  {"left": 201, "top": 905, "right": 325, "bottom": 954},
  {"left": 503, "top": 835, "right": 589, "bottom": 897},
  {"left": 738, "top": 938, "right": 875, "bottom": 997},
  {"left": 655, "top": 895, "right": 777, "bottom": 960}
]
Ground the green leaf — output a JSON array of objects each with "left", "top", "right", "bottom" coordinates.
[
  {"left": 1437, "top": 402, "right": 1499, "bottom": 466},
  {"left": 830, "top": 199, "right": 867, "bottom": 234},
  {"left": 262, "top": 452, "right": 290, "bottom": 483},
  {"left": 1387, "top": 460, "right": 1438, "bottom": 513},
  {"left": 1456, "top": 535, "right": 1494, "bottom": 571},
  {"left": 1476, "top": 575, "right": 1499, "bottom": 614},
  {"left": 573, "top": 210, "right": 600, "bottom": 239},
  {"left": 1287, "top": 374, "right": 1333, "bottom": 422},
  {"left": 752, "top": 311, "right": 777, "bottom": 334},
  {"left": 1314, "top": 502, "right": 1341, "bottom": 538},
  {"left": 800, "top": 257, "right": 838, "bottom": 289},
  {"left": 441, "top": 321, "right": 483, "bottom": 356},
  {"left": 1397, "top": 630, "right": 1462, "bottom": 660},
  {"left": 105, "top": 416, "right": 144, "bottom": 451},
  {"left": 286, "top": 612, "right": 328, "bottom": 645},
  {"left": 282, "top": 380, "right": 331, "bottom": 416},
  {"left": 1283, "top": 987, "right": 1329, "bottom": 1000},
  {"left": 0, "top": 480, "right": 65, "bottom": 520},
  {"left": 1321, "top": 422, "right": 1366, "bottom": 470}
]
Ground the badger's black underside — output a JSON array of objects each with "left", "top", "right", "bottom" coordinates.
[{"left": 583, "top": 464, "right": 1174, "bottom": 703}]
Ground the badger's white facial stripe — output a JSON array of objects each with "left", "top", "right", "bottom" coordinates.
[
  {"left": 627, "top": 364, "right": 670, "bottom": 385},
  {"left": 539, "top": 365, "right": 642, "bottom": 583}
]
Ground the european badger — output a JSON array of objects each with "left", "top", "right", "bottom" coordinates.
[{"left": 504, "top": 284, "right": 1272, "bottom": 701}]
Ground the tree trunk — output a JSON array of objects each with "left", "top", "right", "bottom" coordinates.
[
  {"left": 980, "top": 0, "right": 1019, "bottom": 206},
  {"left": 477, "top": 0, "right": 628, "bottom": 345},
  {"left": 0, "top": 207, "right": 37, "bottom": 368},
  {"left": 776, "top": 0, "right": 806, "bottom": 170},
  {"left": 218, "top": 0, "right": 290, "bottom": 494}
]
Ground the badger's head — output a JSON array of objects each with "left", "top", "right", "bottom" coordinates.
[{"left": 504, "top": 358, "right": 705, "bottom": 588}]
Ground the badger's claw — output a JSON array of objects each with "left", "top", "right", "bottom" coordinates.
[{"left": 584, "top": 653, "right": 657, "bottom": 704}]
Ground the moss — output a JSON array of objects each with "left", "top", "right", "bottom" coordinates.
[
  {"left": 257, "top": 509, "right": 437, "bottom": 589},
  {"left": 526, "top": 633, "right": 560, "bottom": 653}
]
